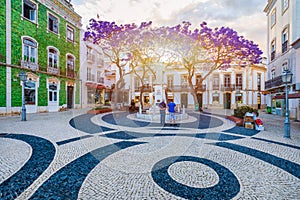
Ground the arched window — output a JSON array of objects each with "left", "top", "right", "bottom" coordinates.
[
  {"left": 48, "top": 47, "right": 59, "bottom": 68},
  {"left": 23, "top": 38, "right": 37, "bottom": 63},
  {"left": 66, "top": 54, "right": 75, "bottom": 77}
]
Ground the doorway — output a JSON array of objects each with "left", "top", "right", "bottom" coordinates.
[
  {"left": 181, "top": 93, "right": 188, "bottom": 108},
  {"left": 67, "top": 86, "right": 74, "bottom": 109},
  {"left": 224, "top": 93, "right": 231, "bottom": 109}
]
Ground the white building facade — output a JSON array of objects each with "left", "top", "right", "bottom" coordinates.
[
  {"left": 80, "top": 31, "right": 114, "bottom": 107},
  {"left": 264, "top": 0, "right": 300, "bottom": 119},
  {"left": 120, "top": 62, "right": 266, "bottom": 111}
]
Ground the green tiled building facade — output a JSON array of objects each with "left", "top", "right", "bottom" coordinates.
[{"left": 0, "top": 0, "right": 82, "bottom": 114}]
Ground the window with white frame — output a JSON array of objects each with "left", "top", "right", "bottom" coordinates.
[
  {"left": 271, "top": 69, "right": 276, "bottom": 79},
  {"left": 97, "top": 71, "right": 103, "bottom": 83},
  {"left": 67, "top": 55, "right": 74, "bottom": 70},
  {"left": 23, "top": 38, "right": 37, "bottom": 63},
  {"left": 271, "top": 9, "right": 276, "bottom": 27},
  {"left": 66, "top": 25, "right": 74, "bottom": 42},
  {"left": 23, "top": 0, "right": 37, "bottom": 23},
  {"left": 282, "top": 0, "right": 289, "bottom": 12},
  {"left": 134, "top": 77, "right": 140, "bottom": 89},
  {"left": 87, "top": 68, "right": 92, "bottom": 81},
  {"left": 167, "top": 75, "right": 173, "bottom": 88},
  {"left": 282, "top": 27, "right": 288, "bottom": 53},
  {"left": 48, "top": 13, "right": 59, "bottom": 34},
  {"left": 48, "top": 48, "right": 59, "bottom": 68}
]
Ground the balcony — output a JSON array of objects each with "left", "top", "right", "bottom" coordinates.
[
  {"left": 265, "top": 76, "right": 283, "bottom": 89},
  {"left": 47, "top": 66, "right": 60, "bottom": 74},
  {"left": 135, "top": 85, "right": 154, "bottom": 92},
  {"left": 212, "top": 84, "right": 219, "bottom": 90},
  {"left": 104, "top": 70, "right": 116, "bottom": 77},
  {"left": 235, "top": 85, "right": 243, "bottom": 90},
  {"left": 66, "top": 68, "right": 76, "bottom": 78},
  {"left": 196, "top": 84, "right": 206, "bottom": 91},
  {"left": 21, "top": 60, "right": 38, "bottom": 71},
  {"left": 282, "top": 40, "right": 288, "bottom": 53},
  {"left": 221, "top": 84, "right": 235, "bottom": 91}
]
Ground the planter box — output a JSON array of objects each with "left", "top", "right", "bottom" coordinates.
[{"left": 87, "top": 108, "right": 112, "bottom": 115}]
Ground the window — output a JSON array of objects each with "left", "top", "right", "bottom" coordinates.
[
  {"left": 213, "top": 74, "right": 219, "bottom": 90},
  {"left": 235, "top": 93, "right": 242, "bottom": 104},
  {"left": 97, "top": 71, "right": 103, "bottom": 83},
  {"left": 224, "top": 74, "right": 231, "bottom": 86},
  {"left": 271, "top": 9, "right": 276, "bottom": 27},
  {"left": 257, "top": 73, "right": 261, "bottom": 91},
  {"left": 134, "top": 77, "right": 140, "bottom": 89},
  {"left": 167, "top": 75, "right": 174, "bottom": 88},
  {"left": 24, "top": 82, "right": 36, "bottom": 105},
  {"left": 48, "top": 84, "right": 58, "bottom": 102},
  {"left": 271, "top": 40, "right": 276, "bottom": 61},
  {"left": 48, "top": 13, "right": 59, "bottom": 34},
  {"left": 282, "top": 28, "right": 288, "bottom": 53},
  {"left": 87, "top": 47, "right": 94, "bottom": 62},
  {"left": 282, "top": 0, "right": 289, "bottom": 12},
  {"left": 181, "top": 75, "right": 188, "bottom": 87},
  {"left": 67, "top": 55, "right": 74, "bottom": 69},
  {"left": 236, "top": 74, "right": 242, "bottom": 90},
  {"left": 23, "top": 0, "right": 37, "bottom": 23},
  {"left": 66, "top": 25, "right": 74, "bottom": 42},
  {"left": 213, "top": 93, "right": 219, "bottom": 102},
  {"left": 23, "top": 38, "right": 37, "bottom": 63},
  {"left": 282, "top": 60, "right": 289, "bottom": 71},
  {"left": 271, "top": 69, "right": 276, "bottom": 79},
  {"left": 48, "top": 48, "right": 59, "bottom": 68},
  {"left": 66, "top": 55, "right": 75, "bottom": 77},
  {"left": 87, "top": 68, "right": 92, "bottom": 81}
]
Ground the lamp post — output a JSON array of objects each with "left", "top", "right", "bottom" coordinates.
[
  {"left": 282, "top": 69, "right": 293, "bottom": 138},
  {"left": 19, "top": 71, "right": 27, "bottom": 121}
]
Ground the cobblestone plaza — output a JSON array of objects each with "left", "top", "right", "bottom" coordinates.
[{"left": 0, "top": 109, "right": 300, "bottom": 199}]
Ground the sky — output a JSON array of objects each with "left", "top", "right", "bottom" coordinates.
[{"left": 72, "top": 0, "right": 268, "bottom": 56}]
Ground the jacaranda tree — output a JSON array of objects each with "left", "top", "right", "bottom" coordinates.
[{"left": 84, "top": 18, "right": 262, "bottom": 110}]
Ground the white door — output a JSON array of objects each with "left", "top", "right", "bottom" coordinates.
[{"left": 48, "top": 83, "right": 59, "bottom": 112}]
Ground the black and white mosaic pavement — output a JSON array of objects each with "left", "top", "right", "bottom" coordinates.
[{"left": 0, "top": 110, "right": 300, "bottom": 199}]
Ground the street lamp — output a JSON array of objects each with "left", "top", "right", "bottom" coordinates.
[
  {"left": 19, "top": 71, "right": 27, "bottom": 121},
  {"left": 282, "top": 69, "right": 293, "bottom": 138}
]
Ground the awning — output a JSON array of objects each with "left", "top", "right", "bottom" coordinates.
[
  {"left": 272, "top": 92, "right": 300, "bottom": 99},
  {"left": 85, "top": 82, "right": 106, "bottom": 89}
]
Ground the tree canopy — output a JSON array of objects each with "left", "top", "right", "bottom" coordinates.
[{"left": 84, "top": 18, "right": 263, "bottom": 108}]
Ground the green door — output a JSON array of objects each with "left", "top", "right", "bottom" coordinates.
[{"left": 224, "top": 93, "right": 231, "bottom": 109}]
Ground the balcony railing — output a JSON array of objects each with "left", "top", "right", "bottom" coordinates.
[
  {"left": 135, "top": 85, "right": 154, "bottom": 92},
  {"left": 66, "top": 68, "right": 76, "bottom": 78},
  {"left": 221, "top": 84, "right": 235, "bottom": 91},
  {"left": 104, "top": 70, "right": 116, "bottom": 77},
  {"left": 265, "top": 76, "right": 283, "bottom": 89},
  {"left": 21, "top": 60, "right": 38, "bottom": 71},
  {"left": 47, "top": 66, "right": 60, "bottom": 74},
  {"left": 212, "top": 84, "right": 219, "bottom": 90},
  {"left": 282, "top": 40, "right": 288, "bottom": 53},
  {"left": 235, "top": 85, "right": 243, "bottom": 90}
]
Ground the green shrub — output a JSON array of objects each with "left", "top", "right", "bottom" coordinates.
[{"left": 233, "top": 106, "right": 259, "bottom": 119}]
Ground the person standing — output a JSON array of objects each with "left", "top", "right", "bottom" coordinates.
[
  {"left": 168, "top": 100, "right": 176, "bottom": 125},
  {"left": 159, "top": 100, "right": 166, "bottom": 125}
]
